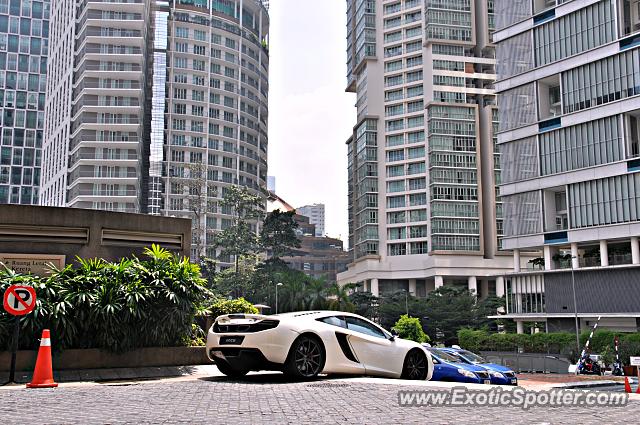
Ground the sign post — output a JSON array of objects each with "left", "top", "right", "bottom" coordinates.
[
  {"left": 630, "top": 356, "right": 640, "bottom": 381},
  {"left": 3, "top": 285, "right": 37, "bottom": 384}
]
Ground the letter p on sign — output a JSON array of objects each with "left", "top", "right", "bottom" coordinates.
[{"left": 3, "top": 285, "right": 37, "bottom": 316}]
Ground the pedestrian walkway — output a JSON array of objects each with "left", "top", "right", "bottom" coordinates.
[{"left": 1, "top": 364, "right": 219, "bottom": 386}]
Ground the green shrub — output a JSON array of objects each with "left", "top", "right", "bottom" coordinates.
[
  {"left": 458, "top": 329, "right": 580, "bottom": 357},
  {"left": 392, "top": 315, "right": 430, "bottom": 343},
  {"left": 0, "top": 245, "right": 208, "bottom": 352},
  {"left": 457, "top": 329, "right": 487, "bottom": 352},
  {"left": 206, "top": 297, "right": 259, "bottom": 320}
]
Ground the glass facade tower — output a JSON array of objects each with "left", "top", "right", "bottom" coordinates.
[{"left": 0, "top": 0, "right": 49, "bottom": 205}]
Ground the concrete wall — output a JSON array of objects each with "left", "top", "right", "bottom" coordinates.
[
  {"left": 0, "top": 347, "right": 208, "bottom": 371},
  {"left": 0, "top": 205, "right": 191, "bottom": 266}
]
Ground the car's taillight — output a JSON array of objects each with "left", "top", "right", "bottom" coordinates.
[{"left": 213, "top": 319, "right": 279, "bottom": 333}]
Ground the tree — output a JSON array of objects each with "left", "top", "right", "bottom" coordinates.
[
  {"left": 393, "top": 315, "right": 430, "bottom": 343},
  {"left": 181, "top": 162, "right": 209, "bottom": 258},
  {"left": 260, "top": 209, "right": 301, "bottom": 259},
  {"left": 214, "top": 185, "right": 265, "bottom": 296},
  {"left": 349, "top": 290, "right": 378, "bottom": 320},
  {"left": 377, "top": 290, "right": 428, "bottom": 330},
  {"left": 326, "top": 283, "right": 356, "bottom": 312},
  {"left": 423, "top": 286, "right": 503, "bottom": 346},
  {"left": 277, "top": 278, "right": 308, "bottom": 313}
]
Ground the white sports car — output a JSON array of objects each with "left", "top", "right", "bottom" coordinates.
[{"left": 206, "top": 311, "right": 433, "bottom": 380}]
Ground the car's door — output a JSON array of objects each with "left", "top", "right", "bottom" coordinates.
[
  {"left": 317, "top": 315, "right": 366, "bottom": 374},
  {"left": 344, "top": 316, "right": 403, "bottom": 376}
]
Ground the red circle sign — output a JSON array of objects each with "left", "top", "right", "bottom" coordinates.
[{"left": 3, "top": 285, "right": 37, "bottom": 316}]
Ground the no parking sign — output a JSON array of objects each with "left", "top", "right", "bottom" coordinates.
[
  {"left": 3, "top": 285, "right": 37, "bottom": 316},
  {"left": 3, "top": 285, "right": 36, "bottom": 384}
]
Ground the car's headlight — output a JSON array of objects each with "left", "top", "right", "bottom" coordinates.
[
  {"left": 489, "top": 371, "right": 505, "bottom": 379},
  {"left": 457, "top": 369, "right": 477, "bottom": 378}
]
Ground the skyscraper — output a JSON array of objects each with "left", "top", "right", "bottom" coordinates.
[
  {"left": 494, "top": 0, "right": 640, "bottom": 333},
  {"left": 0, "top": 0, "right": 49, "bottom": 205},
  {"left": 338, "top": 0, "right": 513, "bottom": 297},
  {"left": 41, "top": 0, "right": 269, "bottom": 260}
]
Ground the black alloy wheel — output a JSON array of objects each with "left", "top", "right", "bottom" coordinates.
[
  {"left": 285, "top": 336, "right": 325, "bottom": 379},
  {"left": 401, "top": 349, "right": 428, "bottom": 380}
]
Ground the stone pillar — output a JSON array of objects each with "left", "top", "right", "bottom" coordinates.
[
  {"left": 467, "top": 276, "right": 477, "bottom": 296},
  {"left": 544, "top": 245, "right": 557, "bottom": 270},
  {"left": 632, "top": 237, "right": 640, "bottom": 265},
  {"left": 434, "top": 275, "right": 444, "bottom": 289},
  {"left": 516, "top": 321, "right": 524, "bottom": 334},
  {"left": 370, "top": 278, "right": 379, "bottom": 297},
  {"left": 408, "top": 279, "right": 417, "bottom": 296},
  {"left": 496, "top": 276, "right": 505, "bottom": 298},
  {"left": 571, "top": 243, "right": 579, "bottom": 269},
  {"left": 600, "top": 240, "right": 609, "bottom": 266},
  {"left": 513, "top": 249, "right": 521, "bottom": 272},
  {"left": 480, "top": 279, "right": 489, "bottom": 299}
]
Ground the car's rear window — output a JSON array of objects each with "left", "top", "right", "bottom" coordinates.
[{"left": 318, "top": 316, "right": 346, "bottom": 328}]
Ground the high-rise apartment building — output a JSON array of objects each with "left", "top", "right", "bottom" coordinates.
[
  {"left": 41, "top": 0, "right": 269, "bottom": 259},
  {"left": 0, "top": 1, "right": 49, "bottom": 205},
  {"left": 338, "top": 0, "right": 514, "bottom": 298},
  {"left": 297, "top": 203, "right": 325, "bottom": 237},
  {"left": 494, "top": 0, "right": 640, "bottom": 333}
]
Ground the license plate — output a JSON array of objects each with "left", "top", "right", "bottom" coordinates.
[
  {"left": 483, "top": 379, "right": 491, "bottom": 385},
  {"left": 220, "top": 336, "right": 244, "bottom": 345},
  {"left": 511, "top": 378, "right": 518, "bottom": 384}
]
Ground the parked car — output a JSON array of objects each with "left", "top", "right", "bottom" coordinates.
[
  {"left": 207, "top": 311, "right": 433, "bottom": 380},
  {"left": 423, "top": 346, "right": 493, "bottom": 384},
  {"left": 440, "top": 347, "right": 518, "bottom": 385}
]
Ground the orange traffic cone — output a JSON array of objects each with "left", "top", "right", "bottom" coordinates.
[
  {"left": 636, "top": 381, "right": 640, "bottom": 394},
  {"left": 625, "top": 376, "right": 632, "bottom": 393},
  {"left": 26, "top": 329, "right": 58, "bottom": 388}
]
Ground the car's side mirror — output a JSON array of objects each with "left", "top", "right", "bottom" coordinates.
[{"left": 389, "top": 329, "right": 398, "bottom": 341}]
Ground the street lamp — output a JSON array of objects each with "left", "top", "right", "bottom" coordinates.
[
  {"left": 570, "top": 256, "right": 580, "bottom": 354},
  {"left": 403, "top": 289, "right": 409, "bottom": 316},
  {"left": 275, "top": 282, "right": 283, "bottom": 314}
]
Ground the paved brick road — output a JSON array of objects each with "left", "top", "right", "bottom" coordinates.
[{"left": 1, "top": 374, "right": 637, "bottom": 424}]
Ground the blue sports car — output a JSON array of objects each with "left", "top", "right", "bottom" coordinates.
[
  {"left": 441, "top": 347, "right": 518, "bottom": 385},
  {"left": 423, "top": 346, "right": 493, "bottom": 384}
]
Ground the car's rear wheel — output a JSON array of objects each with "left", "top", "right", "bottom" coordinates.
[
  {"left": 215, "top": 360, "right": 248, "bottom": 378},
  {"left": 401, "top": 349, "right": 428, "bottom": 380},
  {"left": 284, "top": 335, "right": 325, "bottom": 379}
]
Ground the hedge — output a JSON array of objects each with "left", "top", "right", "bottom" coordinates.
[
  {"left": 458, "top": 329, "right": 640, "bottom": 364},
  {"left": 0, "top": 245, "right": 208, "bottom": 352}
]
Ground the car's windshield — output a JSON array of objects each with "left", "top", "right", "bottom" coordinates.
[
  {"left": 458, "top": 350, "right": 485, "bottom": 363},
  {"left": 430, "top": 348, "right": 462, "bottom": 363}
]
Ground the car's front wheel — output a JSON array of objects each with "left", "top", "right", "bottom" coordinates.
[
  {"left": 401, "top": 349, "right": 429, "bottom": 380},
  {"left": 215, "top": 360, "right": 248, "bottom": 378},
  {"left": 284, "top": 335, "right": 325, "bottom": 379}
]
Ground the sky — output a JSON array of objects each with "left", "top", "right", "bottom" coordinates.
[{"left": 267, "top": 0, "right": 354, "bottom": 243}]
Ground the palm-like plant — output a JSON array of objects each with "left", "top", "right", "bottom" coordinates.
[
  {"left": 327, "top": 283, "right": 357, "bottom": 312},
  {"left": 0, "top": 244, "right": 209, "bottom": 352},
  {"left": 305, "top": 278, "right": 329, "bottom": 310}
]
